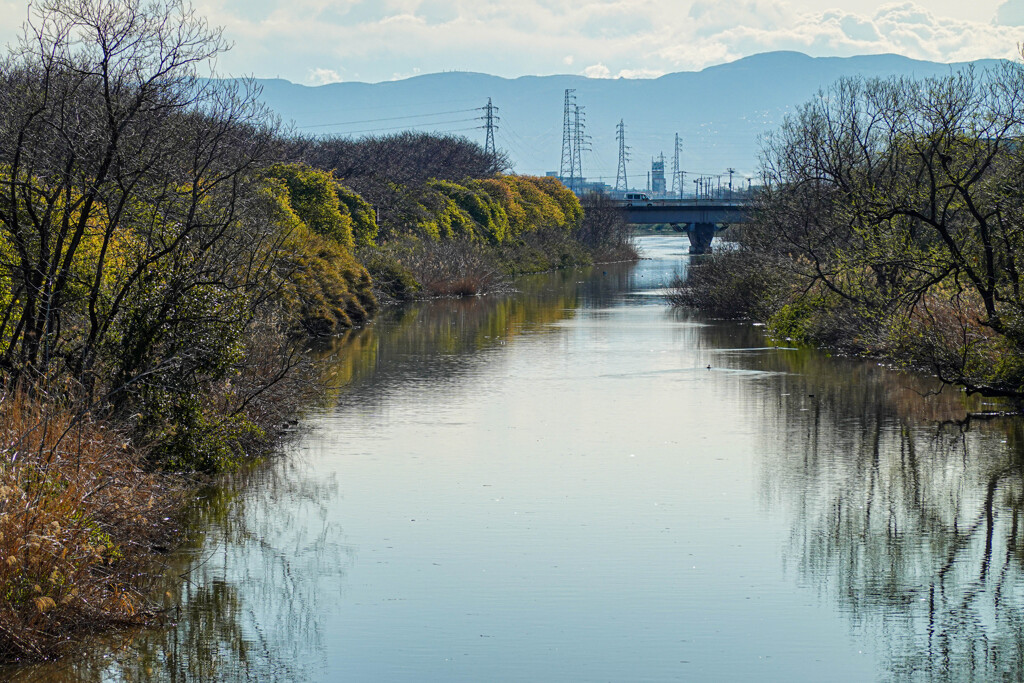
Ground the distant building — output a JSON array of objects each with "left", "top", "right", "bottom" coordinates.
[
  {"left": 546, "top": 172, "right": 612, "bottom": 197},
  {"left": 651, "top": 156, "right": 666, "bottom": 196}
]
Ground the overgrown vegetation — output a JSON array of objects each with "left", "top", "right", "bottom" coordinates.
[
  {"left": 295, "top": 136, "right": 636, "bottom": 298},
  {"left": 673, "top": 61, "right": 1024, "bottom": 400},
  {"left": 0, "top": 0, "right": 637, "bottom": 661},
  {"left": 0, "top": 388, "right": 180, "bottom": 661},
  {"left": 0, "top": 0, "right": 368, "bottom": 659}
]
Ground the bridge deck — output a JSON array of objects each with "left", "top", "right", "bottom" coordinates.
[{"left": 613, "top": 199, "right": 751, "bottom": 225}]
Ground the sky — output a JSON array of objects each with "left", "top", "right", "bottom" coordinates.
[{"left": 1, "top": 0, "right": 1024, "bottom": 84}]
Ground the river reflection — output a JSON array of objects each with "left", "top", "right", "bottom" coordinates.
[
  {"left": 7, "top": 236, "right": 1024, "bottom": 682},
  {"left": 756, "top": 361, "right": 1024, "bottom": 681}
]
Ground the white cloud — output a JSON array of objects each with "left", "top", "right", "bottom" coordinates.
[
  {"left": 616, "top": 67, "right": 667, "bottom": 79},
  {"left": 584, "top": 62, "right": 667, "bottom": 79},
  {"left": 47, "top": 0, "right": 1020, "bottom": 83},
  {"left": 658, "top": 1, "right": 1021, "bottom": 69},
  {"left": 688, "top": 0, "right": 796, "bottom": 36},
  {"left": 308, "top": 67, "right": 343, "bottom": 84},
  {"left": 389, "top": 67, "right": 422, "bottom": 81}
]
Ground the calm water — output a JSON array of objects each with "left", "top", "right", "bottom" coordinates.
[{"left": 10, "top": 235, "right": 1024, "bottom": 682}]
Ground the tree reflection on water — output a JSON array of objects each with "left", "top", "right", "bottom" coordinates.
[
  {"left": 5, "top": 455, "right": 348, "bottom": 682},
  {"left": 11, "top": 256, "right": 1024, "bottom": 681},
  {"left": 752, "top": 341, "right": 1024, "bottom": 681},
  {"left": 5, "top": 268, "right": 589, "bottom": 682}
]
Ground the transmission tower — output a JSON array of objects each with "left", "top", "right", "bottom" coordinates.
[
  {"left": 615, "top": 119, "right": 630, "bottom": 191},
  {"left": 671, "top": 133, "right": 683, "bottom": 198},
  {"left": 559, "top": 89, "right": 576, "bottom": 185},
  {"left": 572, "top": 104, "right": 588, "bottom": 192},
  {"left": 482, "top": 97, "right": 499, "bottom": 160}
]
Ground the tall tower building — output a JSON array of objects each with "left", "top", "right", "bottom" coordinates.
[{"left": 651, "top": 154, "right": 667, "bottom": 196}]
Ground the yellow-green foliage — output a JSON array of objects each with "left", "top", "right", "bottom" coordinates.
[
  {"left": 503, "top": 175, "right": 582, "bottom": 232},
  {"left": 417, "top": 185, "right": 476, "bottom": 241},
  {"left": 260, "top": 180, "right": 375, "bottom": 334},
  {"left": 0, "top": 166, "right": 141, "bottom": 358},
  {"left": 264, "top": 163, "right": 355, "bottom": 250},
  {"left": 265, "top": 163, "right": 382, "bottom": 250},
  {"left": 416, "top": 175, "right": 581, "bottom": 244},
  {"left": 335, "top": 184, "right": 378, "bottom": 248}
]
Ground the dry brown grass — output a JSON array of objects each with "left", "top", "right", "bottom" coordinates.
[
  {"left": 0, "top": 386, "right": 180, "bottom": 662},
  {"left": 408, "top": 239, "right": 504, "bottom": 297}
]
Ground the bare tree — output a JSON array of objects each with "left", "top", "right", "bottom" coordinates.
[
  {"left": 750, "top": 63, "right": 1024, "bottom": 396},
  {"left": 0, "top": 0, "right": 277, "bottom": 397}
]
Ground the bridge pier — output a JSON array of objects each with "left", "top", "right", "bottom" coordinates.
[{"left": 687, "top": 222, "right": 716, "bottom": 254}]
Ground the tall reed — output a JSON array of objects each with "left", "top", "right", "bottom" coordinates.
[{"left": 0, "top": 387, "right": 179, "bottom": 661}]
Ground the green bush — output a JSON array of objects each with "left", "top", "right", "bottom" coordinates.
[
  {"left": 359, "top": 249, "right": 422, "bottom": 301},
  {"left": 260, "top": 180, "right": 376, "bottom": 334},
  {"left": 264, "top": 163, "right": 355, "bottom": 249},
  {"left": 142, "top": 392, "right": 263, "bottom": 473},
  {"left": 336, "top": 183, "right": 379, "bottom": 247}
]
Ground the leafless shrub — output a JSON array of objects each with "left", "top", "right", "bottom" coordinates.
[
  {"left": 668, "top": 249, "right": 788, "bottom": 319},
  {"left": 403, "top": 239, "right": 506, "bottom": 297},
  {"left": 578, "top": 193, "right": 638, "bottom": 262}
]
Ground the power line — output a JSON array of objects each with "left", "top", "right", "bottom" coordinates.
[
  {"left": 499, "top": 122, "right": 547, "bottom": 160},
  {"left": 435, "top": 126, "right": 488, "bottom": 135},
  {"left": 297, "top": 107, "right": 481, "bottom": 129},
  {"left": 277, "top": 96, "right": 484, "bottom": 119},
  {"left": 322, "top": 117, "right": 482, "bottom": 135}
]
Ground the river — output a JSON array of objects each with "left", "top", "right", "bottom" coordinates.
[{"left": 10, "top": 235, "right": 1024, "bottom": 682}]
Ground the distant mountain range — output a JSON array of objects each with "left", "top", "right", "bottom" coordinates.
[{"left": 248, "top": 51, "right": 1005, "bottom": 189}]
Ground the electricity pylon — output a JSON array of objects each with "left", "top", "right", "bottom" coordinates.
[
  {"left": 615, "top": 119, "right": 630, "bottom": 191},
  {"left": 572, "top": 104, "right": 588, "bottom": 192},
  {"left": 482, "top": 97, "right": 499, "bottom": 160},
  {"left": 672, "top": 133, "right": 683, "bottom": 198},
  {"left": 559, "top": 89, "right": 576, "bottom": 185}
]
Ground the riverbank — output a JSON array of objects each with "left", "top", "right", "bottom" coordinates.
[
  {"left": 14, "top": 236, "right": 1024, "bottom": 681},
  {"left": 0, "top": 0, "right": 643, "bottom": 661},
  {"left": 0, "top": 204, "right": 635, "bottom": 663},
  {"left": 670, "top": 65, "right": 1024, "bottom": 403},
  {"left": 0, "top": 393, "right": 182, "bottom": 660},
  {"left": 669, "top": 247, "right": 1024, "bottom": 408},
  {"left": 362, "top": 229, "right": 639, "bottom": 302}
]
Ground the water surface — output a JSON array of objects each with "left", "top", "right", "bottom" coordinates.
[{"left": 10, "top": 235, "right": 1024, "bottom": 682}]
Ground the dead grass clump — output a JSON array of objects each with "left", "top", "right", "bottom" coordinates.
[
  {"left": 0, "top": 387, "right": 180, "bottom": 662},
  {"left": 405, "top": 239, "right": 504, "bottom": 297},
  {"left": 425, "top": 275, "right": 490, "bottom": 297},
  {"left": 668, "top": 249, "right": 787, "bottom": 319}
]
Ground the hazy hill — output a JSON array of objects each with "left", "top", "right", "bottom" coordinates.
[{"left": 250, "top": 51, "right": 1005, "bottom": 190}]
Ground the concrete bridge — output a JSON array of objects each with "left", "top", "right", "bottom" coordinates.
[{"left": 613, "top": 198, "right": 753, "bottom": 253}]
